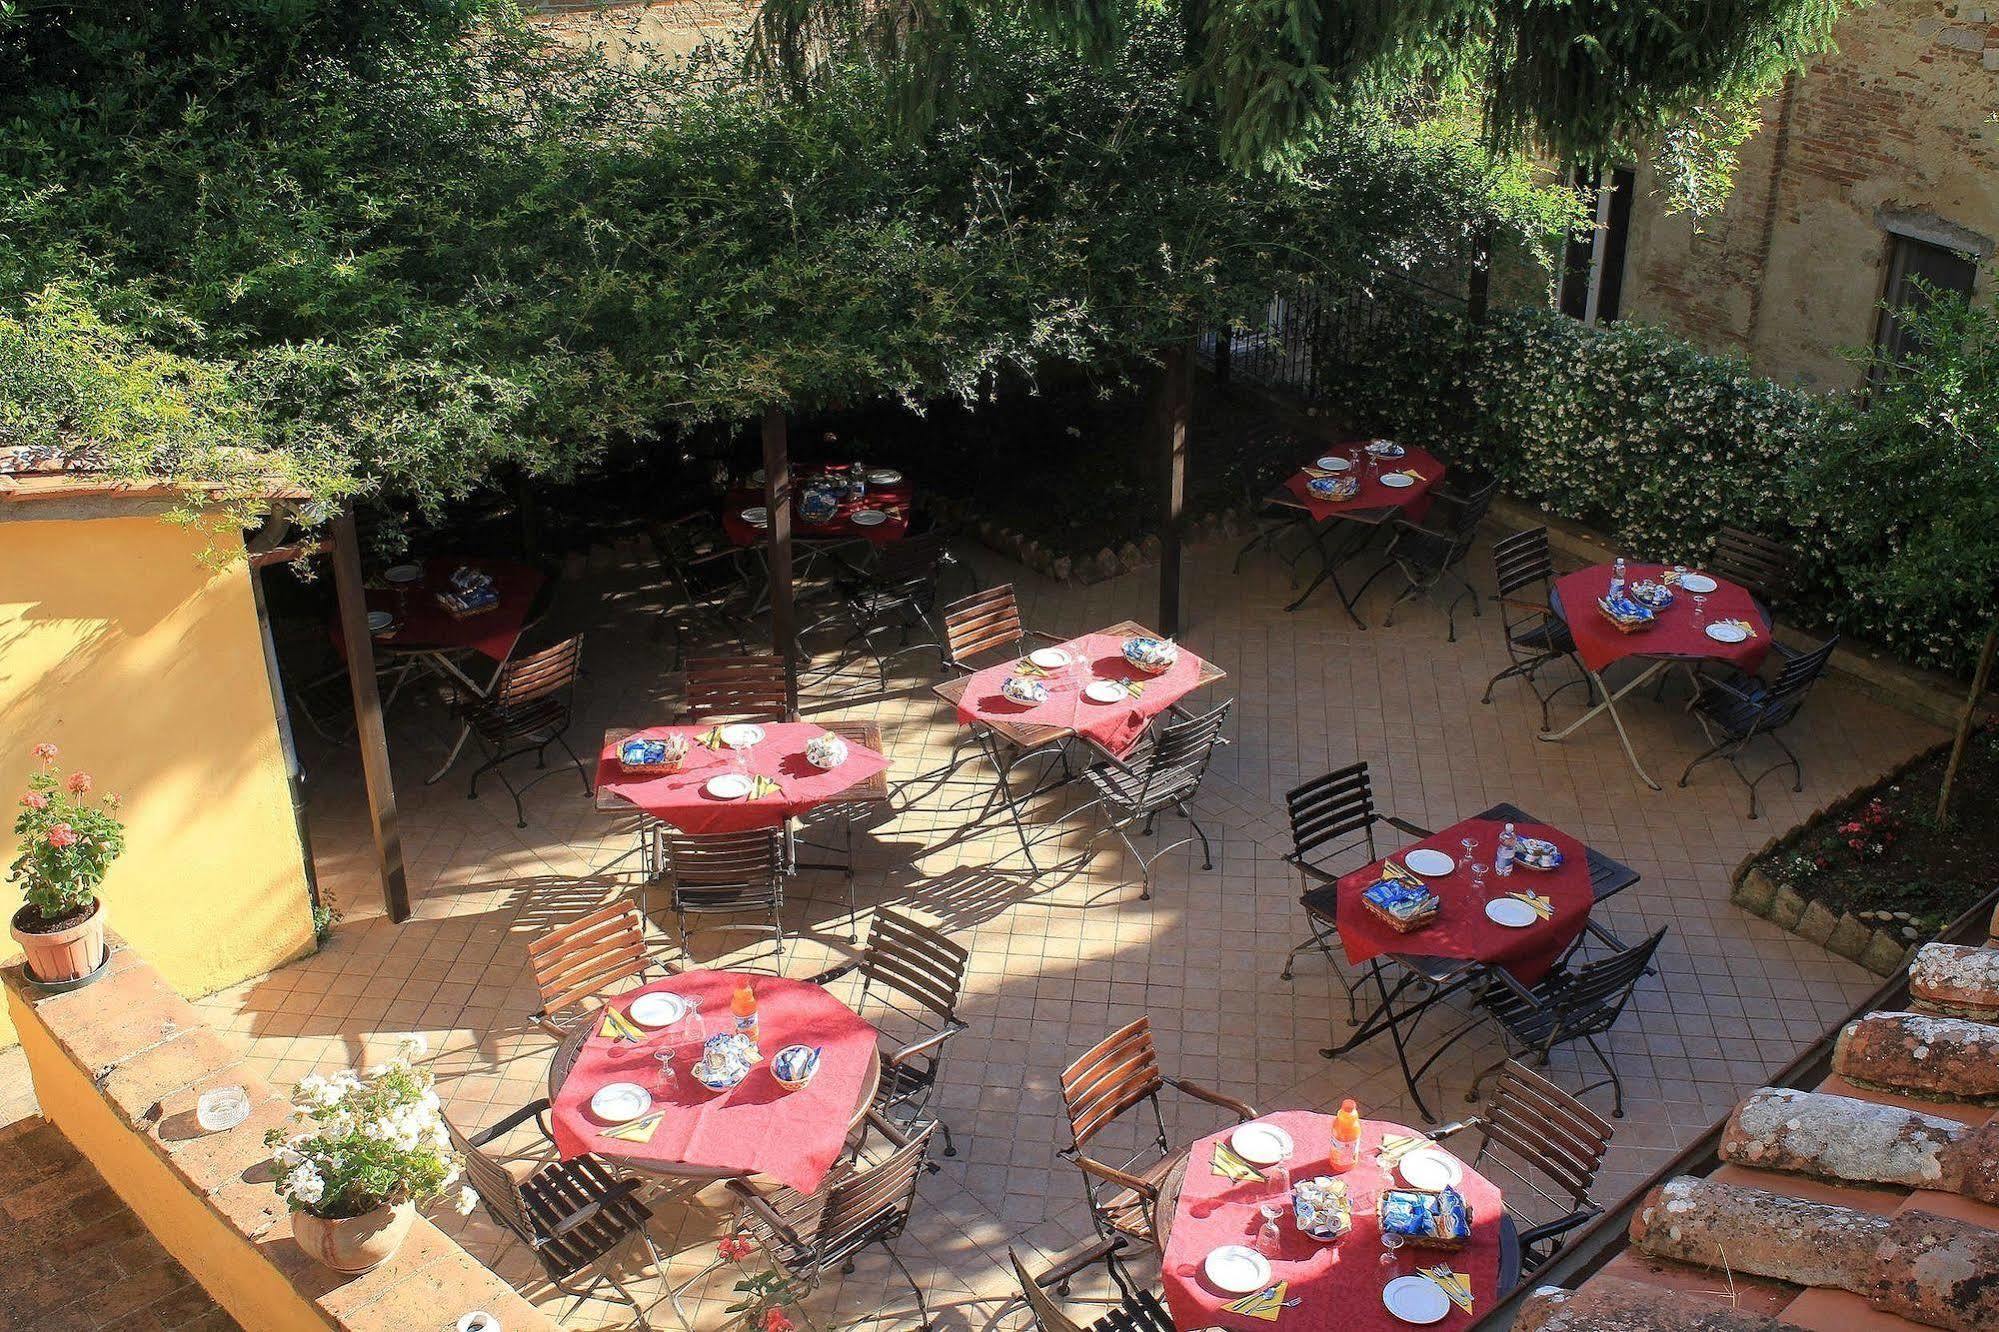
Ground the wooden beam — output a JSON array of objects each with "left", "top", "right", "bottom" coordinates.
[
  {"left": 762, "top": 407, "right": 799, "bottom": 719},
  {"left": 1156, "top": 343, "right": 1193, "bottom": 637},
  {"left": 328, "top": 505, "right": 411, "bottom": 923}
]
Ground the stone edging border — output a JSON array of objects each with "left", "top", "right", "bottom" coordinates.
[{"left": 1727, "top": 738, "right": 1952, "bottom": 977}]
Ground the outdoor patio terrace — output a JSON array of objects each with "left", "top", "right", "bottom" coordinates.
[{"left": 119, "top": 526, "right": 1939, "bottom": 1331}]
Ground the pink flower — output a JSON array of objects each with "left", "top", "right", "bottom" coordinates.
[
  {"left": 44, "top": 823, "right": 77, "bottom": 849},
  {"left": 102, "top": 793, "right": 122, "bottom": 811},
  {"left": 20, "top": 791, "right": 48, "bottom": 811},
  {"left": 31, "top": 742, "right": 57, "bottom": 765},
  {"left": 66, "top": 771, "right": 92, "bottom": 796},
  {"left": 763, "top": 1310, "right": 794, "bottom": 1332},
  {"left": 718, "top": 1234, "right": 755, "bottom": 1263}
]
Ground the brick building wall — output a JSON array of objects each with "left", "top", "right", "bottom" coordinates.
[{"left": 1619, "top": 0, "right": 1999, "bottom": 388}]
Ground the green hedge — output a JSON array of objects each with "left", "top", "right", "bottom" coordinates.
[{"left": 1312, "top": 299, "right": 1993, "bottom": 676}]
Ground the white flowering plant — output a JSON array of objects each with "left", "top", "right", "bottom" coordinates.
[{"left": 265, "top": 1037, "right": 476, "bottom": 1221}]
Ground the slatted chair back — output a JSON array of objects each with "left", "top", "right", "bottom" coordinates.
[
  {"left": 860, "top": 908, "right": 968, "bottom": 1024},
  {"left": 660, "top": 514, "right": 747, "bottom": 603},
  {"left": 1473, "top": 1060, "right": 1613, "bottom": 1213},
  {"left": 1710, "top": 527, "right": 1797, "bottom": 607},
  {"left": 876, "top": 531, "right": 951, "bottom": 590},
  {"left": 812, "top": 1126, "right": 932, "bottom": 1258},
  {"left": 659, "top": 827, "right": 787, "bottom": 909},
  {"left": 1285, "top": 762, "right": 1381, "bottom": 866},
  {"left": 1126, "top": 701, "right": 1232, "bottom": 811},
  {"left": 942, "top": 584, "right": 1028, "bottom": 668},
  {"left": 1009, "top": 1248, "right": 1089, "bottom": 1332},
  {"left": 1491, "top": 527, "right": 1556, "bottom": 601},
  {"left": 1061, "top": 1018, "right": 1167, "bottom": 1153},
  {"left": 1442, "top": 474, "right": 1499, "bottom": 539},
  {"left": 496, "top": 635, "right": 585, "bottom": 711},
  {"left": 445, "top": 1114, "right": 536, "bottom": 1244},
  {"left": 1547, "top": 929, "right": 1665, "bottom": 1039},
  {"left": 526, "top": 902, "right": 652, "bottom": 1027},
  {"left": 684, "top": 654, "right": 789, "bottom": 723},
  {"left": 1766, "top": 635, "right": 1838, "bottom": 712}
]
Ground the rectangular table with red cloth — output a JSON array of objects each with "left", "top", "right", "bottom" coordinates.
[
  {"left": 595, "top": 722, "right": 890, "bottom": 834},
  {"left": 1161, "top": 1111, "right": 1504, "bottom": 1332},
  {"left": 1552, "top": 563, "right": 1772, "bottom": 677},
  {"left": 548, "top": 972, "right": 880, "bottom": 1194},
  {"left": 1278, "top": 444, "right": 1445, "bottom": 525},
  {"left": 336, "top": 557, "right": 545, "bottom": 664},
  {"left": 721, "top": 468, "right": 913, "bottom": 548},
  {"left": 1335, "top": 813, "right": 1595, "bottom": 986},
  {"left": 953, "top": 630, "right": 1213, "bottom": 759}
]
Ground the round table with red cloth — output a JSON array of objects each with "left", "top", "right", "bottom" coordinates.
[
  {"left": 1335, "top": 814, "right": 1594, "bottom": 985},
  {"left": 595, "top": 723, "right": 890, "bottom": 834},
  {"left": 1552, "top": 563, "right": 1772, "bottom": 677},
  {"left": 954, "top": 631, "right": 1212, "bottom": 759},
  {"left": 1281, "top": 444, "right": 1444, "bottom": 525},
  {"left": 338, "top": 557, "right": 545, "bottom": 664},
  {"left": 721, "top": 467, "right": 914, "bottom": 548},
  {"left": 1160, "top": 1111, "right": 1507, "bottom": 1332},
  {"left": 547, "top": 971, "right": 880, "bottom": 1194}
]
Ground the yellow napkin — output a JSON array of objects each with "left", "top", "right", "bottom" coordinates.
[
  {"left": 1302, "top": 466, "right": 1336, "bottom": 479},
  {"left": 1376, "top": 1132, "right": 1433, "bottom": 1167},
  {"left": 749, "top": 775, "right": 782, "bottom": 800},
  {"left": 600, "top": 1110, "right": 665, "bottom": 1145},
  {"left": 699, "top": 726, "right": 727, "bottom": 751},
  {"left": 1397, "top": 469, "right": 1428, "bottom": 482},
  {"left": 1124, "top": 678, "right": 1147, "bottom": 699},
  {"left": 1421, "top": 1266, "right": 1474, "bottom": 1315},
  {"left": 1720, "top": 618, "right": 1759, "bottom": 639},
  {"left": 1014, "top": 660, "right": 1049, "bottom": 678},
  {"left": 1210, "top": 1140, "right": 1264, "bottom": 1183},
  {"left": 1507, "top": 890, "right": 1555, "bottom": 921},
  {"left": 1381, "top": 861, "right": 1425, "bottom": 888},
  {"left": 598, "top": 1007, "right": 643, "bottom": 1043},
  {"left": 1224, "top": 1282, "right": 1294, "bottom": 1322}
]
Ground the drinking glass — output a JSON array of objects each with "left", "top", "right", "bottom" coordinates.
[
  {"left": 653, "top": 1046, "right": 677, "bottom": 1089},
  {"left": 1672, "top": 564, "right": 1688, "bottom": 588},
  {"left": 1459, "top": 835, "right": 1478, "bottom": 866},
  {"left": 683, "top": 996, "right": 707, "bottom": 1050},
  {"left": 1471, "top": 863, "right": 1491, "bottom": 902},
  {"left": 1692, "top": 594, "right": 1708, "bottom": 627},
  {"left": 1255, "top": 1201, "right": 1285, "bottom": 1259},
  {"left": 1379, "top": 1230, "right": 1405, "bottom": 1286}
]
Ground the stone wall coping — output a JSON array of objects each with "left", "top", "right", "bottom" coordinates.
[{"left": 3, "top": 932, "right": 553, "bottom": 1332}]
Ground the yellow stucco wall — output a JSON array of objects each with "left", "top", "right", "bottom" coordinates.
[{"left": 0, "top": 508, "right": 315, "bottom": 1041}]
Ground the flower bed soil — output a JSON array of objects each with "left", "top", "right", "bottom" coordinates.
[{"left": 1732, "top": 721, "right": 1999, "bottom": 973}]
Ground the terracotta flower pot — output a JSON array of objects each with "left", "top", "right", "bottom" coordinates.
[
  {"left": 292, "top": 1200, "right": 417, "bottom": 1274},
  {"left": 10, "top": 898, "right": 107, "bottom": 987}
]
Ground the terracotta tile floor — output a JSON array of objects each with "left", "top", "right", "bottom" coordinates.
[{"left": 186, "top": 532, "right": 1932, "bottom": 1329}]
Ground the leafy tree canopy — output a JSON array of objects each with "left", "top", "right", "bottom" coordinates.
[{"left": 0, "top": 0, "right": 1571, "bottom": 523}]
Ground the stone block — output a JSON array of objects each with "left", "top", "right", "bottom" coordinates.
[
  {"left": 1731, "top": 866, "right": 1779, "bottom": 915},
  {"left": 1768, "top": 886, "right": 1809, "bottom": 931},
  {"left": 1826, "top": 912, "right": 1873, "bottom": 962},
  {"left": 1861, "top": 930, "right": 1912, "bottom": 978},
  {"left": 1793, "top": 900, "right": 1841, "bottom": 947}
]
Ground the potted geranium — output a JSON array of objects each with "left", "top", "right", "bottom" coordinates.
[
  {"left": 9, "top": 743, "right": 123, "bottom": 987},
  {"left": 266, "top": 1036, "right": 477, "bottom": 1273}
]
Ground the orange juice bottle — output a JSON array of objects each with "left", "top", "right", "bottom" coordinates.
[
  {"left": 1329, "top": 1098, "right": 1362, "bottom": 1172},
  {"left": 731, "top": 981, "right": 760, "bottom": 1047}
]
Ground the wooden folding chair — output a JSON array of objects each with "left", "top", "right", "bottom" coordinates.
[
  {"left": 525, "top": 901, "right": 669, "bottom": 1036},
  {"left": 682, "top": 653, "right": 791, "bottom": 723}
]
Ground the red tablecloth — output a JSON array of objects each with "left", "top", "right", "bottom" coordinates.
[
  {"left": 1336, "top": 815, "right": 1594, "bottom": 985},
  {"left": 721, "top": 468, "right": 913, "bottom": 547},
  {"left": 1162, "top": 1111, "right": 1503, "bottom": 1332},
  {"left": 953, "top": 631, "right": 1210, "bottom": 758},
  {"left": 548, "top": 972, "right": 879, "bottom": 1194},
  {"left": 336, "top": 557, "right": 545, "bottom": 663},
  {"left": 1553, "top": 563, "right": 1772, "bottom": 677},
  {"left": 1281, "top": 444, "right": 1443, "bottom": 525},
  {"left": 596, "top": 723, "right": 890, "bottom": 834}
]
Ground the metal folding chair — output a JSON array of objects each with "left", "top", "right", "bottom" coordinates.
[
  {"left": 1077, "top": 701, "right": 1232, "bottom": 900},
  {"left": 463, "top": 634, "right": 591, "bottom": 827},
  {"left": 1481, "top": 527, "right": 1592, "bottom": 729},
  {"left": 1681, "top": 635, "right": 1838, "bottom": 817},
  {"left": 1351, "top": 474, "right": 1499, "bottom": 640}
]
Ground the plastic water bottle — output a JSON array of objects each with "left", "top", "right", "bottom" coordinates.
[
  {"left": 1495, "top": 823, "right": 1518, "bottom": 878},
  {"left": 1608, "top": 557, "right": 1627, "bottom": 600}
]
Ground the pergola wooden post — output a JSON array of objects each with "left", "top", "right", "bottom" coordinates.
[
  {"left": 762, "top": 406, "right": 800, "bottom": 719},
  {"left": 1155, "top": 342, "right": 1194, "bottom": 637},
  {"left": 328, "top": 503, "right": 411, "bottom": 923}
]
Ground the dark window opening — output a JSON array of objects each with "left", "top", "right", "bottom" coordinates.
[
  {"left": 1556, "top": 166, "right": 1636, "bottom": 325},
  {"left": 1874, "top": 233, "right": 1977, "bottom": 368}
]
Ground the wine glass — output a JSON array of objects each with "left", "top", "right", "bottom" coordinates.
[
  {"left": 1255, "top": 1199, "right": 1285, "bottom": 1259},
  {"left": 1459, "top": 835, "right": 1478, "bottom": 867},
  {"left": 1379, "top": 1230, "right": 1405, "bottom": 1287},
  {"left": 1672, "top": 563, "right": 1688, "bottom": 588},
  {"left": 1471, "top": 863, "right": 1491, "bottom": 903},
  {"left": 653, "top": 1046, "right": 677, "bottom": 1089},
  {"left": 1692, "top": 593, "right": 1708, "bottom": 627}
]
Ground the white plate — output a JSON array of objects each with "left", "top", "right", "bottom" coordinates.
[
  {"left": 384, "top": 564, "right": 422, "bottom": 584},
  {"left": 704, "top": 773, "right": 754, "bottom": 800},
  {"left": 1705, "top": 621, "right": 1749, "bottom": 644},
  {"left": 1398, "top": 1146, "right": 1465, "bottom": 1191},
  {"left": 1404, "top": 849, "right": 1455, "bottom": 878},
  {"left": 1029, "top": 647, "right": 1072, "bottom": 669},
  {"left": 1315, "top": 456, "right": 1353, "bottom": 472},
  {"left": 628, "top": 992, "right": 688, "bottom": 1029},
  {"left": 1084, "top": 680, "right": 1130, "bottom": 704},
  {"left": 1485, "top": 897, "right": 1539, "bottom": 928},
  {"left": 740, "top": 506, "right": 769, "bottom": 526},
  {"left": 851, "top": 509, "right": 889, "bottom": 527},
  {"left": 1229, "top": 1121, "right": 1295, "bottom": 1168},
  {"left": 590, "top": 1083, "right": 651, "bottom": 1124},
  {"left": 367, "top": 610, "right": 396, "bottom": 633},
  {"left": 1383, "top": 1275, "right": 1451, "bottom": 1325},
  {"left": 1202, "top": 1245, "right": 1272, "bottom": 1296},
  {"left": 719, "top": 724, "right": 766, "bottom": 748},
  {"left": 1379, "top": 472, "right": 1417, "bottom": 489},
  {"left": 1679, "top": 572, "right": 1718, "bottom": 594},
  {"left": 867, "top": 469, "right": 903, "bottom": 485}
]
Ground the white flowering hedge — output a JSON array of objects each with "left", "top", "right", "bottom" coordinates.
[
  {"left": 266, "top": 1037, "right": 476, "bottom": 1220},
  {"left": 1312, "top": 299, "right": 1991, "bottom": 673}
]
